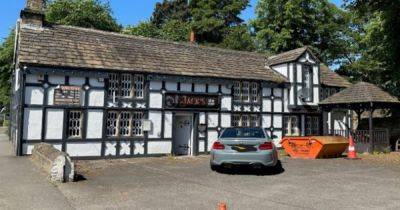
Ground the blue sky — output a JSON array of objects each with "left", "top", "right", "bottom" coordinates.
[{"left": 1, "top": 0, "right": 343, "bottom": 42}]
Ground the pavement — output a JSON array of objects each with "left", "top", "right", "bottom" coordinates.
[
  {"left": 0, "top": 127, "right": 72, "bottom": 210},
  {"left": 1, "top": 128, "right": 400, "bottom": 209}
]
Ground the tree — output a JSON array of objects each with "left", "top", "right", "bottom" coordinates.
[
  {"left": 338, "top": 0, "right": 400, "bottom": 97},
  {"left": 45, "top": 0, "right": 122, "bottom": 32},
  {"left": 123, "top": 21, "right": 159, "bottom": 38},
  {"left": 252, "top": 0, "right": 353, "bottom": 65},
  {"left": 0, "top": 31, "right": 14, "bottom": 108},
  {"left": 219, "top": 25, "right": 254, "bottom": 51},
  {"left": 189, "top": 0, "right": 250, "bottom": 44},
  {"left": 151, "top": 0, "right": 190, "bottom": 27},
  {"left": 0, "top": 0, "right": 122, "bottom": 109}
]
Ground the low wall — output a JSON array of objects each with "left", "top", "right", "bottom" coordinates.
[{"left": 31, "top": 143, "right": 75, "bottom": 182}]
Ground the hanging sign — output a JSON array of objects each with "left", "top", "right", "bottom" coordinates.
[
  {"left": 53, "top": 85, "right": 82, "bottom": 106},
  {"left": 164, "top": 93, "right": 220, "bottom": 110}
]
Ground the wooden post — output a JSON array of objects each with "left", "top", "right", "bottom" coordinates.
[{"left": 369, "top": 106, "right": 374, "bottom": 152}]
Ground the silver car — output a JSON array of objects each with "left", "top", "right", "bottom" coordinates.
[{"left": 210, "top": 127, "right": 279, "bottom": 171}]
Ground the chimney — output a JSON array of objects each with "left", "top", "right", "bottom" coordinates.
[
  {"left": 20, "top": 0, "right": 45, "bottom": 27},
  {"left": 189, "top": 31, "right": 196, "bottom": 43}
]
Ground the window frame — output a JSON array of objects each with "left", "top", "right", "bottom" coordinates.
[
  {"left": 67, "top": 110, "right": 83, "bottom": 139},
  {"left": 283, "top": 115, "right": 300, "bottom": 136},
  {"left": 302, "top": 64, "right": 313, "bottom": 102},
  {"left": 107, "top": 73, "right": 144, "bottom": 100},
  {"left": 106, "top": 110, "right": 145, "bottom": 138}
]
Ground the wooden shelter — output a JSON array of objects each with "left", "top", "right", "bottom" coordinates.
[{"left": 319, "top": 82, "right": 400, "bottom": 151}]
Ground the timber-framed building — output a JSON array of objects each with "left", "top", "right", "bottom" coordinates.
[{"left": 10, "top": 0, "right": 351, "bottom": 159}]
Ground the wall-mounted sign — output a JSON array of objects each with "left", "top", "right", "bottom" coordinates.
[
  {"left": 164, "top": 93, "right": 220, "bottom": 110},
  {"left": 53, "top": 85, "right": 82, "bottom": 106}
]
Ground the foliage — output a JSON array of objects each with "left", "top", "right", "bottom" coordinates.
[
  {"left": 0, "top": 31, "right": 15, "bottom": 108},
  {"left": 151, "top": 0, "right": 190, "bottom": 27},
  {"left": 189, "top": 0, "right": 250, "bottom": 44},
  {"left": 45, "top": 0, "right": 122, "bottom": 32},
  {"left": 338, "top": 0, "right": 400, "bottom": 97},
  {"left": 219, "top": 25, "right": 254, "bottom": 51},
  {"left": 125, "top": 0, "right": 253, "bottom": 50},
  {"left": 123, "top": 20, "right": 190, "bottom": 42},
  {"left": 123, "top": 21, "right": 159, "bottom": 38},
  {"left": 251, "top": 0, "right": 353, "bottom": 65}
]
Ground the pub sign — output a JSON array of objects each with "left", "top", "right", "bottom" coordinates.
[
  {"left": 164, "top": 93, "right": 220, "bottom": 110},
  {"left": 53, "top": 85, "right": 82, "bottom": 106}
]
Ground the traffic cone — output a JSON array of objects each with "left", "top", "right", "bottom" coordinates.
[
  {"left": 218, "top": 202, "right": 227, "bottom": 210},
  {"left": 346, "top": 135, "right": 360, "bottom": 160}
]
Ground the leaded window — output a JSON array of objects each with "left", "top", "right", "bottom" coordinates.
[
  {"left": 134, "top": 75, "right": 144, "bottom": 99},
  {"left": 132, "top": 112, "right": 144, "bottom": 136},
  {"left": 68, "top": 110, "right": 82, "bottom": 138},
  {"left": 233, "top": 82, "right": 241, "bottom": 102},
  {"left": 284, "top": 116, "right": 299, "bottom": 136},
  {"left": 233, "top": 81, "right": 259, "bottom": 103},
  {"left": 119, "top": 112, "right": 131, "bottom": 136},
  {"left": 232, "top": 114, "right": 259, "bottom": 127},
  {"left": 120, "top": 74, "right": 132, "bottom": 98},
  {"left": 250, "top": 115, "right": 260, "bottom": 127},
  {"left": 108, "top": 73, "right": 144, "bottom": 99},
  {"left": 108, "top": 73, "right": 119, "bottom": 98},
  {"left": 305, "top": 116, "right": 319, "bottom": 135},
  {"left": 232, "top": 114, "right": 241, "bottom": 127},
  {"left": 242, "top": 82, "right": 250, "bottom": 102},
  {"left": 251, "top": 82, "right": 259, "bottom": 103},
  {"left": 302, "top": 65, "right": 313, "bottom": 101},
  {"left": 106, "top": 111, "right": 118, "bottom": 137},
  {"left": 106, "top": 111, "right": 144, "bottom": 137}
]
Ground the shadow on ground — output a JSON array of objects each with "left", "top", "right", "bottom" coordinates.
[{"left": 215, "top": 161, "right": 285, "bottom": 176}]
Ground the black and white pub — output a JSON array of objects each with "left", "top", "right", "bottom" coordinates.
[{"left": 10, "top": 0, "right": 352, "bottom": 159}]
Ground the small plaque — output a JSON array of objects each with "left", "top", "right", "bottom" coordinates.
[{"left": 53, "top": 85, "right": 82, "bottom": 106}]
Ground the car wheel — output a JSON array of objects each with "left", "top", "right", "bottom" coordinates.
[{"left": 210, "top": 164, "right": 219, "bottom": 171}]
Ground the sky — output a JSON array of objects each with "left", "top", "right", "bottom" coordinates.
[{"left": 0, "top": 0, "right": 344, "bottom": 42}]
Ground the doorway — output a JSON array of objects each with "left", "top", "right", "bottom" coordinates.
[{"left": 173, "top": 114, "right": 194, "bottom": 156}]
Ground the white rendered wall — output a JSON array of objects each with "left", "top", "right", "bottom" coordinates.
[
  {"left": 105, "top": 142, "right": 117, "bottom": 156},
  {"left": 271, "top": 63, "right": 287, "bottom": 77},
  {"left": 149, "top": 92, "right": 163, "bottom": 108},
  {"left": 220, "top": 113, "right": 231, "bottom": 128},
  {"left": 149, "top": 111, "right": 162, "bottom": 138},
  {"left": 208, "top": 84, "right": 219, "bottom": 93},
  {"left": 165, "top": 82, "right": 177, "bottom": 91},
  {"left": 23, "top": 108, "right": 42, "bottom": 140},
  {"left": 262, "top": 114, "right": 272, "bottom": 128},
  {"left": 180, "top": 83, "right": 192, "bottom": 92},
  {"left": 134, "top": 142, "right": 145, "bottom": 155},
  {"left": 48, "top": 75, "right": 65, "bottom": 84},
  {"left": 221, "top": 96, "right": 231, "bottom": 111},
  {"left": 164, "top": 112, "right": 173, "bottom": 138},
  {"left": 147, "top": 142, "right": 171, "bottom": 154},
  {"left": 45, "top": 109, "right": 64, "bottom": 139},
  {"left": 67, "top": 143, "right": 102, "bottom": 157},
  {"left": 89, "top": 78, "right": 105, "bottom": 87},
  {"left": 88, "top": 90, "right": 105, "bottom": 107},
  {"left": 25, "top": 86, "right": 44, "bottom": 105},
  {"left": 207, "top": 113, "right": 219, "bottom": 128},
  {"left": 194, "top": 84, "right": 206, "bottom": 92},
  {"left": 86, "top": 110, "right": 103, "bottom": 139},
  {"left": 120, "top": 141, "right": 131, "bottom": 155},
  {"left": 150, "top": 81, "right": 162, "bottom": 90},
  {"left": 69, "top": 77, "right": 85, "bottom": 86},
  {"left": 207, "top": 130, "right": 219, "bottom": 151}
]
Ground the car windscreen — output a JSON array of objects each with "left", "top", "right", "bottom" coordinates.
[{"left": 220, "top": 128, "right": 266, "bottom": 138}]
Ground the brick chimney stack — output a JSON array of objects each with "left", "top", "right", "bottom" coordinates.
[{"left": 20, "top": 0, "right": 45, "bottom": 27}]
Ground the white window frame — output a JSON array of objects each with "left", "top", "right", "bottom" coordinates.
[
  {"left": 108, "top": 73, "right": 144, "bottom": 99},
  {"left": 106, "top": 111, "right": 144, "bottom": 138},
  {"left": 251, "top": 82, "right": 259, "bottom": 103}
]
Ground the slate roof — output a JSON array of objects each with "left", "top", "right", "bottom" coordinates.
[
  {"left": 266, "top": 46, "right": 309, "bottom": 66},
  {"left": 319, "top": 82, "right": 400, "bottom": 105},
  {"left": 320, "top": 64, "right": 352, "bottom": 88},
  {"left": 17, "top": 25, "right": 287, "bottom": 83}
]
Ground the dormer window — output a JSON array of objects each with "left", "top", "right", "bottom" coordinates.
[{"left": 301, "top": 65, "right": 313, "bottom": 102}]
